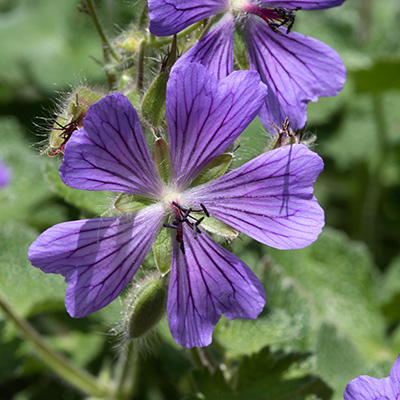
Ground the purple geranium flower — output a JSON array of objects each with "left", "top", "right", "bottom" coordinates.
[
  {"left": 344, "top": 354, "right": 400, "bottom": 400},
  {"left": 0, "top": 158, "right": 11, "bottom": 188},
  {"left": 28, "top": 63, "right": 324, "bottom": 348},
  {"left": 148, "top": 0, "right": 346, "bottom": 131}
]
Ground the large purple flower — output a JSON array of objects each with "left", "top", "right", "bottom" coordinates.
[
  {"left": 0, "top": 158, "right": 11, "bottom": 188},
  {"left": 29, "top": 63, "right": 324, "bottom": 348},
  {"left": 149, "top": 0, "right": 346, "bottom": 131},
  {"left": 344, "top": 354, "right": 400, "bottom": 400}
]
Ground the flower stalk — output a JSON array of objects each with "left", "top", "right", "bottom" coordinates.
[
  {"left": 85, "top": 0, "right": 121, "bottom": 62},
  {"left": 0, "top": 290, "right": 109, "bottom": 398}
]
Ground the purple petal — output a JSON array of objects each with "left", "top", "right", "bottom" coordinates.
[
  {"left": 167, "top": 228, "right": 266, "bottom": 348},
  {"left": 174, "top": 13, "right": 235, "bottom": 80},
  {"left": 28, "top": 205, "right": 165, "bottom": 317},
  {"left": 149, "top": 0, "right": 229, "bottom": 36},
  {"left": 257, "top": 0, "right": 346, "bottom": 10},
  {"left": 167, "top": 63, "right": 268, "bottom": 189},
  {"left": 186, "top": 144, "right": 324, "bottom": 250},
  {"left": 390, "top": 355, "right": 400, "bottom": 391},
  {"left": 344, "top": 375, "right": 396, "bottom": 400},
  {"left": 245, "top": 18, "right": 346, "bottom": 130},
  {"left": 0, "top": 159, "right": 11, "bottom": 188},
  {"left": 60, "top": 93, "right": 163, "bottom": 197}
]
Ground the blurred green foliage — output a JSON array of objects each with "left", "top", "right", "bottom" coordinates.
[{"left": 1, "top": 0, "right": 400, "bottom": 399}]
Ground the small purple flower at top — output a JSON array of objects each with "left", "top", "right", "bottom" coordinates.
[
  {"left": 0, "top": 159, "right": 11, "bottom": 188},
  {"left": 344, "top": 354, "right": 400, "bottom": 400},
  {"left": 29, "top": 63, "right": 324, "bottom": 348},
  {"left": 148, "top": 0, "right": 346, "bottom": 131}
]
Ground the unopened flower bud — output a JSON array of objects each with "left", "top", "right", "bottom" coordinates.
[
  {"left": 123, "top": 276, "right": 167, "bottom": 340},
  {"left": 268, "top": 117, "right": 316, "bottom": 150},
  {"left": 45, "top": 86, "right": 105, "bottom": 157},
  {"left": 116, "top": 36, "right": 140, "bottom": 53}
]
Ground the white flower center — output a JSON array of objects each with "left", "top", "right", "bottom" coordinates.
[
  {"left": 230, "top": 0, "right": 251, "bottom": 12},
  {"left": 162, "top": 189, "right": 183, "bottom": 213}
]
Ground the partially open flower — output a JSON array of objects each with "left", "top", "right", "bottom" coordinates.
[{"left": 29, "top": 63, "right": 324, "bottom": 348}]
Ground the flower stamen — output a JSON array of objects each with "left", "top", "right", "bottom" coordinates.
[
  {"left": 242, "top": 4, "right": 301, "bottom": 35},
  {"left": 163, "top": 201, "right": 210, "bottom": 252}
]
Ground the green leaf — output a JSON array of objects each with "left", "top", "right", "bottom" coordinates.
[
  {"left": 0, "top": 221, "right": 66, "bottom": 318},
  {"left": 267, "top": 227, "right": 385, "bottom": 361},
  {"left": 190, "top": 153, "right": 233, "bottom": 187},
  {"left": 315, "top": 323, "right": 364, "bottom": 399},
  {"left": 236, "top": 348, "right": 332, "bottom": 400},
  {"left": 214, "top": 256, "right": 312, "bottom": 355},
  {"left": 153, "top": 227, "right": 172, "bottom": 275},
  {"left": 114, "top": 193, "right": 155, "bottom": 213},
  {"left": 44, "top": 156, "right": 113, "bottom": 215},
  {"left": 0, "top": 117, "right": 68, "bottom": 227},
  {"left": 192, "top": 348, "right": 332, "bottom": 400},
  {"left": 214, "top": 309, "right": 307, "bottom": 357},
  {"left": 218, "top": 239, "right": 312, "bottom": 355}
]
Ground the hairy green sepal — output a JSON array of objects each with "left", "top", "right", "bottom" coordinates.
[
  {"left": 191, "top": 153, "right": 233, "bottom": 187},
  {"left": 193, "top": 213, "right": 238, "bottom": 239},
  {"left": 153, "top": 226, "right": 172, "bottom": 275},
  {"left": 126, "top": 278, "right": 167, "bottom": 339},
  {"left": 114, "top": 194, "right": 154, "bottom": 213},
  {"left": 141, "top": 36, "right": 177, "bottom": 126},
  {"left": 154, "top": 138, "right": 170, "bottom": 184},
  {"left": 233, "top": 29, "right": 250, "bottom": 71}
]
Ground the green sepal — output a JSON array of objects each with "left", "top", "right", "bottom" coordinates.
[
  {"left": 141, "top": 36, "right": 177, "bottom": 127},
  {"left": 141, "top": 71, "right": 168, "bottom": 127},
  {"left": 154, "top": 138, "right": 171, "bottom": 184},
  {"left": 190, "top": 153, "right": 233, "bottom": 187},
  {"left": 233, "top": 29, "right": 250, "bottom": 71},
  {"left": 126, "top": 278, "right": 167, "bottom": 339},
  {"left": 193, "top": 213, "right": 238, "bottom": 239},
  {"left": 153, "top": 226, "right": 172, "bottom": 275},
  {"left": 114, "top": 193, "right": 155, "bottom": 213}
]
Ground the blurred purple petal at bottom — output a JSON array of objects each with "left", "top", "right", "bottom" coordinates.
[{"left": 344, "top": 354, "right": 400, "bottom": 400}]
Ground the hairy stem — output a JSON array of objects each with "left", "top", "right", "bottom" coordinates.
[
  {"left": 0, "top": 291, "right": 109, "bottom": 398},
  {"left": 85, "top": 0, "right": 120, "bottom": 62},
  {"left": 108, "top": 341, "right": 138, "bottom": 400}
]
